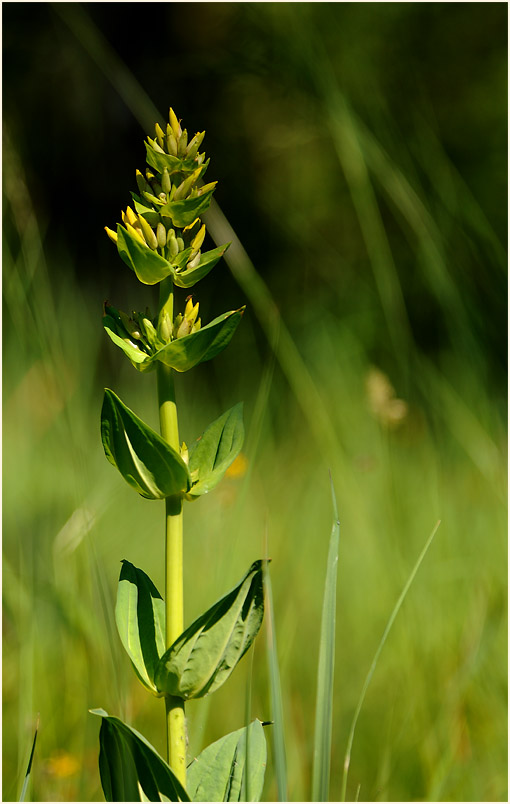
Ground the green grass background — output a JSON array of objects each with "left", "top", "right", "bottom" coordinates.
[{"left": 3, "top": 3, "right": 507, "bottom": 801}]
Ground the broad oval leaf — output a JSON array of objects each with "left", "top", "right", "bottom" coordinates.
[
  {"left": 117, "top": 225, "right": 174, "bottom": 285},
  {"left": 155, "top": 560, "right": 265, "bottom": 700},
  {"left": 90, "top": 709, "right": 189, "bottom": 802},
  {"left": 152, "top": 309, "right": 244, "bottom": 373},
  {"left": 115, "top": 560, "right": 166, "bottom": 693},
  {"left": 187, "top": 403, "right": 244, "bottom": 497},
  {"left": 187, "top": 720, "right": 267, "bottom": 802},
  {"left": 173, "top": 244, "right": 230, "bottom": 289},
  {"left": 158, "top": 186, "right": 216, "bottom": 228},
  {"left": 101, "top": 389, "right": 191, "bottom": 499}
]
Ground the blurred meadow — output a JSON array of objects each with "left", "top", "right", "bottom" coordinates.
[{"left": 2, "top": 3, "right": 507, "bottom": 802}]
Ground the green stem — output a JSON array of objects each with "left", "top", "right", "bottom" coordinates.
[{"left": 157, "top": 279, "right": 187, "bottom": 787}]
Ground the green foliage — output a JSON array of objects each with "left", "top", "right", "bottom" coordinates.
[
  {"left": 115, "top": 561, "right": 166, "bottom": 694},
  {"left": 3, "top": 5, "right": 507, "bottom": 802},
  {"left": 101, "top": 389, "right": 191, "bottom": 499},
  {"left": 187, "top": 720, "right": 267, "bottom": 802},
  {"left": 187, "top": 403, "right": 244, "bottom": 497},
  {"left": 91, "top": 710, "right": 189, "bottom": 802},
  {"left": 172, "top": 244, "right": 230, "bottom": 289},
  {"left": 159, "top": 186, "right": 217, "bottom": 229},
  {"left": 311, "top": 479, "right": 340, "bottom": 802},
  {"left": 153, "top": 309, "right": 244, "bottom": 373},
  {"left": 116, "top": 224, "right": 174, "bottom": 285},
  {"left": 155, "top": 561, "right": 265, "bottom": 699}
]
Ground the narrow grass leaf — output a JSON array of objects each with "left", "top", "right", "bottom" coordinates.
[
  {"left": 115, "top": 560, "right": 166, "bottom": 693},
  {"left": 187, "top": 720, "right": 266, "bottom": 802},
  {"left": 264, "top": 563, "right": 288, "bottom": 801},
  {"left": 91, "top": 709, "right": 189, "bottom": 802},
  {"left": 311, "top": 476, "right": 341, "bottom": 802},
  {"left": 155, "top": 561, "right": 265, "bottom": 699},
  {"left": 340, "top": 521, "right": 441, "bottom": 801},
  {"left": 19, "top": 716, "right": 39, "bottom": 802}
]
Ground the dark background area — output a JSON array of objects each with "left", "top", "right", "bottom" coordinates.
[{"left": 3, "top": 2, "right": 507, "bottom": 385}]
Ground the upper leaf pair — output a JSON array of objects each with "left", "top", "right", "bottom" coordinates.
[{"left": 101, "top": 390, "right": 244, "bottom": 501}]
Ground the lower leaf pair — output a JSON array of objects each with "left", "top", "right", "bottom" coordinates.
[{"left": 92, "top": 710, "right": 266, "bottom": 802}]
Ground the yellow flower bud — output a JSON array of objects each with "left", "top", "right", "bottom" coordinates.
[
  {"left": 161, "top": 168, "right": 171, "bottom": 195},
  {"left": 147, "top": 136, "right": 165, "bottom": 155},
  {"left": 186, "top": 131, "right": 205, "bottom": 159},
  {"left": 155, "top": 122, "right": 165, "bottom": 148},
  {"left": 136, "top": 169, "right": 149, "bottom": 194},
  {"left": 137, "top": 215, "right": 158, "bottom": 250},
  {"left": 125, "top": 222, "right": 146, "bottom": 245},
  {"left": 198, "top": 181, "right": 217, "bottom": 196},
  {"left": 177, "top": 129, "right": 188, "bottom": 157},
  {"left": 156, "top": 222, "right": 167, "bottom": 249},
  {"left": 104, "top": 226, "right": 118, "bottom": 244},
  {"left": 173, "top": 168, "right": 202, "bottom": 201},
  {"left": 167, "top": 230, "right": 179, "bottom": 259},
  {"left": 169, "top": 108, "right": 182, "bottom": 140},
  {"left": 191, "top": 224, "right": 206, "bottom": 252}
]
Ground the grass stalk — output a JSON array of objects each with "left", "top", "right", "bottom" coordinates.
[
  {"left": 340, "top": 520, "right": 441, "bottom": 801},
  {"left": 264, "top": 562, "right": 288, "bottom": 802},
  {"left": 311, "top": 476, "right": 341, "bottom": 802}
]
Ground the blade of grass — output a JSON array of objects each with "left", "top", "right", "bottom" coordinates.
[
  {"left": 19, "top": 715, "right": 39, "bottom": 802},
  {"left": 311, "top": 475, "right": 341, "bottom": 802},
  {"left": 264, "top": 561, "right": 288, "bottom": 801},
  {"left": 341, "top": 520, "right": 441, "bottom": 801}
]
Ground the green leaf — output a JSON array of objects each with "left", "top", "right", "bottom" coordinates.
[
  {"left": 117, "top": 225, "right": 173, "bottom": 285},
  {"left": 187, "top": 720, "right": 266, "bottom": 802},
  {"left": 103, "top": 317, "right": 153, "bottom": 367},
  {"left": 152, "top": 308, "right": 244, "bottom": 373},
  {"left": 312, "top": 476, "right": 340, "bottom": 802},
  {"left": 145, "top": 142, "right": 198, "bottom": 176},
  {"left": 115, "top": 561, "right": 166, "bottom": 693},
  {"left": 101, "top": 389, "right": 191, "bottom": 499},
  {"left": 187, "top": 403, "right": 244, "bottom": 497},
  {"left": 91, "top": 709, "right": 189, "bottom": 802},
  {"left": 131, "top": 193, "right": 163, "bottom": 227},
  {"left": 173, "top": 244, "right": 230, "bottom": 289},
  {"left": 155, "top": 560, "right": 265, "bottom": 700},
  {"left": 159, "top": 186, "right": 216, "bottom": 228}
]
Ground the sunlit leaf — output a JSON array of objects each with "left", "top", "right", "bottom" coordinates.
[
  {"left": 101, "top": 389, "right": 191, "bottom": 499},
  {"left": 115, "top": 560, "right": 166, "bottom": 693},
  {"left": 187, "top": 403, "right": 244, "bottom": 497},
  {"left": 155, "top": 561, "right": 265, "bottom": 699},
  {"left": 159, "top": 186, "right": 216, "bottom": 228},
  {"left": 173, "top": 244, "right": 230, "bottom": 289},
  {"left": 91, "top": 709, "right": 189, "bottom": 802},
  {"left": 151, "top": 308, "right": 244, "bottom": 373},
  {"left": 117, "top": 225, "right": 173, "bottom": 285},
  {"left": 187, "top": 720, "right": 266, "bottom": 802}
]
